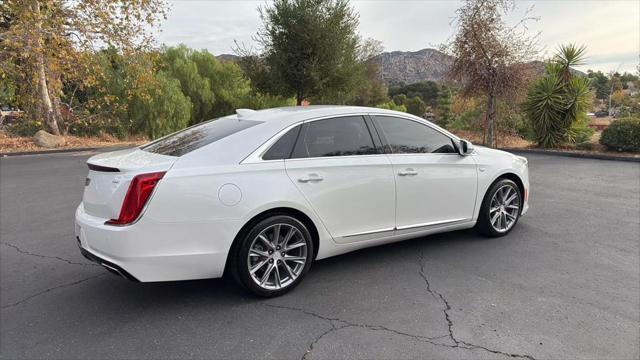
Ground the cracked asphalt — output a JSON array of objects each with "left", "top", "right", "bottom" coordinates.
[{"left": 1, "top": 151, "right": 639, "bottom": 360}]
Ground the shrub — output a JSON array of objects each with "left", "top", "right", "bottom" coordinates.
[
  {"left": 567, "top": 113, "right": 595, "bottom": 144},
  {"left": 405, "top": 96, "right": 427, "bottom": 117},
  {"left": 599, "top": 117, "right": 640, "bottom": 152},
  {"left": 8, "top": 119, "right": 42, "bottom": 136},
  {"left": 574, "top": 142, "right": 594, "bottom": 151},
  {"left": 376, "top": 101, "right": 406, "bottom": 112},
  {"left": 524, "top": 45, "right": 591, "bottom": 148},
  {"left": 448, "top": 108, "right": 483, "bottom": 131}
]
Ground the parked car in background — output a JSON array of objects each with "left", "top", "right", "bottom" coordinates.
[{"left": 75, "top": 106, "right": 530, "bottom": 296}]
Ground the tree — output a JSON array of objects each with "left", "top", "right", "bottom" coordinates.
[
  {"left": 610, "top": 90, "right": 626, "bottom": 107},
  {"left": 436, "top": 88, "right": 453, "bottom": 128},
  {"left": 587, "top": 70, "right": 610, "bottom": 100},
  {"left": 392, "top": 94, "right": 407, "bottom": 106},
  {"left": 250, "top": 0, "right": 362, "bottom": 105},
  {"left": 161, "top": 46, "right": 215, "bottom": 125},
  {"left": 524, "top": 45, "right": 591, "bottom": 148},
  {"left": 1, "top": 0, "right": 167, "bottom": 134},
  {"left": 376, "top": 101, "right": 406, "bottom": 112},
  {"left": 161, "top": 45, "right": 292, "bottom": 124},
  {"left": 445, "top": 0, "right": 538, "bottom": 147},
  {"left": 134, "top": 72, "right": 191, "bottom": 139},
  {"left": 405, "top": 96, "right": 427, "bottom": 117},
  {"left": 389, "top": 81, "right": 439, "bottom": 107}
]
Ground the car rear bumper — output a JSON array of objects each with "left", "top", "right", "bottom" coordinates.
[
  {"left": 75, "top": 204, "right": 238, "bottom": 282},
  {"left": 77, "top": 239, "right": 139, "bottom": 281}
]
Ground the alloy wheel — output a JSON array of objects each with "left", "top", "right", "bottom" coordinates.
[
  {"left": 489, "top": 184, "right": 521, "bottom": 233},
  {"left": 247, "top": 223, "right": 308, "bottom": 290}
]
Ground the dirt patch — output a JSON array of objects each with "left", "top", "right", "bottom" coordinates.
[{"left": 0, "top": 131, "right": 147, "bottom": 154}]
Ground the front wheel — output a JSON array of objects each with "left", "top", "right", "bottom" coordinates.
[
  {"left": 476, "top": 179, "right": 522, "bottom": 237},
  {"left": 234, "top": 215, "right": 313, "bottom": 297}
]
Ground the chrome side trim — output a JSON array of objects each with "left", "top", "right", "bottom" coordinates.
[
  {"left": 342, "top": 227, "right": 395, "bottom": 238},
  {"left": 396, "top": 218, "right": 469, "bottom": 231}
]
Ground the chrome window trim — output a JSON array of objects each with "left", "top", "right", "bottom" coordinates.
[{"left": 241, "top": 111, "right": 462, "bottom": 164}]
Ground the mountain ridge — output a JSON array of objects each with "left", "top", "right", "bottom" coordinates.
[{"left": 217, "top": 48, "right": 577, "bottom": 86}]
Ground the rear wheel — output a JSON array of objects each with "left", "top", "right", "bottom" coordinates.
[
  {"left": 234, "top": 215, "right": 313, "bottom": 297},
  {"left": 476, "top": 179, "right": 522, "bottom": 237}
]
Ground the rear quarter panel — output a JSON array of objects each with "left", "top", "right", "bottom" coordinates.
[{"left": 141, "top": 160, "right": 334, "bottom": 264}]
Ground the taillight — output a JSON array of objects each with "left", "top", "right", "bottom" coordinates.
[{"left": 105, "top": 171, "right": 166, "bottom": 226}]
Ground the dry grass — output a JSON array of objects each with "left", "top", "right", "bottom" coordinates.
[
  {"left": 0, "top": 131, "right": 147, "bottom": 154},
  {"left": 452, "top": 129, "right": 639, "bottom": 158},
  {"left": 451, "top": 130, "right": 533, "bottom": 149}
]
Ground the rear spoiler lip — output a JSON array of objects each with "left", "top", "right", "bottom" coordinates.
[{"left": 87, "top": 163, "right": 120, "bottom": 172}]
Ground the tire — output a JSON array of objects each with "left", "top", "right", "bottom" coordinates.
[
  {"left": 476, "top": 178, "right": 522, "bottom": 237},
  {"left": 233, "top": 215, "right": 314, "bottom": 297}
]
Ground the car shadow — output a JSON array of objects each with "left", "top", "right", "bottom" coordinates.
[{"left": 81, "top": 228, "right": 491, "bottom": 311}]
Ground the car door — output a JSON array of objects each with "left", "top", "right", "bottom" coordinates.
[
  {"left": 371, "top": 115, "right": 478, "bottom": 233},
  {"left": 284, "top": 115, "right": 396, "bottom": 244}
]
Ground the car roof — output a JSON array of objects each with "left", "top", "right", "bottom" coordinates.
[
  {"left": 237, "top": 105, "right": 410, "bottom": 126},
  {"left": 173, "top": 105, "right": 460, "bottom": 166}
]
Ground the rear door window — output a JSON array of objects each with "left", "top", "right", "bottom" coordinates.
[
  {"left": 291, "top": 116, "right": 377, "bottom": 158},
  {"left": 142, "top": 117, "right": 262, "bottom": 157}
]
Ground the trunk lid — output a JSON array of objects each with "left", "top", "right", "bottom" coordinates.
[{"left": 82, "top": 148, "right": 177, "bottom": 219}]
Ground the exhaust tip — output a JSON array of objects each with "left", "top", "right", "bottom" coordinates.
[{"left": 101, "top": 263, "right": 124, "bottom": 278}]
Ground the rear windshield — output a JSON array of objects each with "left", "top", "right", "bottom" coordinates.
[{"left": 141, "top": 117, "right": 262, "bottom": 156}]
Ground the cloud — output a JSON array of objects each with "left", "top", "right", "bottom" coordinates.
[{"left": 158, "top": 0, "right": 639, "bottom": 73}]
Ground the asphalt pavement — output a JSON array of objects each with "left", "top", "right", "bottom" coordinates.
[{"left": 1, "top": 151, "right": 638, "bottom": 359}]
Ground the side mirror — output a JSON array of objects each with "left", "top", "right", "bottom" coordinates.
[{"left": 459, "top": 139, "right": 474, "bottom": 156}]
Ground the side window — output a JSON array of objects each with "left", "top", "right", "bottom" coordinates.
[
  {"left": 292, "top": 116, "right": 377, "bottom": 158},
  {"left": 375, "top": 116, "right": 457, "bottom": 154},
  {"left": 263, "top": 125, "right": 301, "bottom": 160}
]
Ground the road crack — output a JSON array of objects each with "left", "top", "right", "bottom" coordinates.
[
  {"left": 300, "top": 320, "right": 349, "bottom": 360},
  {"left": 2, "top": 242, "right": 99, "bottom": 267},
  {"left": 418, "top": 250, "right": 536, "bottom": 360},
  {"left": 263, "top": 303, "right": 457, "bottom": 359},
  {"left": 1, "top": 273, "right": 106, "bottom": 310}
]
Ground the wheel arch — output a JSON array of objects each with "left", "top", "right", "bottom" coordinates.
[
  {"left": 486, "top": 172, "right": 525, "bottom": 214},
  {"left": 223, "top": 207, "right": 320, "bottom": 277}
]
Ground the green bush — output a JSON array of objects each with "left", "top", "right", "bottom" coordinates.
[
  {"left": 599, "top": 117, "right": 640, "bottom": 152},
  {"left": 574, "top": 142, "right": 594, "bottom": 151},
  {"left": 567, "top": 113, "right": 595, "bottom": 144},
  {"left": 8, "top": 120, "right": 42, "bottom": 136},
  {"left": 405, "top": 96, "right": 427, "bottom": 117},
  {"left": 66, "top": 116, "right": 129, "bottom": 139},
  {"left": 376, "top": 101, "right": 406, "bottom": 112},
  {"left": 448, "top": 108, "right": 483, "bottom": 131},
  {"left": 524, "top": 45, "right": 591, "bottom": 148}
]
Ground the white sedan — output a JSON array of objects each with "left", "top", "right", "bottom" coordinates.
[{"left": 75, "top": 106, "right": 529, "bottom": 296}]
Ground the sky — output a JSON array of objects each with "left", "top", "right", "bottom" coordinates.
[{"left": 157, "top": 0, "right": 640, "bottom": 74}]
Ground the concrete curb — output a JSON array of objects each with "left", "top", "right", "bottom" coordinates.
[
  {"left": 502, "top": 148, "right": 640, "bottom": 163},
  {"left": 1, "top": 145, "right": 138, "bottom": 157}
]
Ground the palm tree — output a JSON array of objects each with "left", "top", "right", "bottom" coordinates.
[{"left": 524, "top": 44, "right": 591, "bottom": 148}]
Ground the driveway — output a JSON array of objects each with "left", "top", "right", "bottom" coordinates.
[{"left": 1, "top": 151, "right": 638, "bottom": 359}]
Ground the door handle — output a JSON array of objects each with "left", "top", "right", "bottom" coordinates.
[
  {"left": 298, "top": 174, "right": 323, "bottom": 183},
  {"left": 398, "top": 169, "right": 418, "bottom": 176}
]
